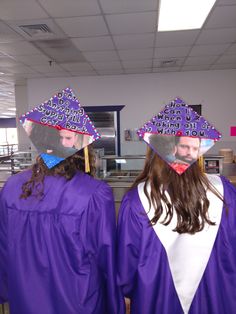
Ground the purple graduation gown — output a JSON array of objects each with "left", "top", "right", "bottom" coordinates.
[
  {"left": 0, "top": 170, "right": 124, "bottom": 314},
  {"left": 117, "top": 175, "right": 236, "bottom": 314}
]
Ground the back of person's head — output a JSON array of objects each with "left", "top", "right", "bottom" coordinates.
[
  {"left": 20, "top": 145, "right": 96, "bottom": 200},
  {"left": 133, "top": 146, "right": 223, "bottom": 234}
]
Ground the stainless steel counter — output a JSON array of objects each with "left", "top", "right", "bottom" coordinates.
[{"left": 222, "top": 163, "right": 236, "bottom": 187}]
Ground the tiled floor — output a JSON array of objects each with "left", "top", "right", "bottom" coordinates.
[{"left": 0, "top": 304, "right": 10, "bottom": 314}]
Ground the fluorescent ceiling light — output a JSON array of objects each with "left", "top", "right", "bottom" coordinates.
[
  {"left": 158, "top": 0, "right": 217, "bottom": 31},
  {"left": 1, "top": 112, "right": 16, "bottom": 115},
  {"left": 7, "top": 108, "right": 16, "bottom": 111}
]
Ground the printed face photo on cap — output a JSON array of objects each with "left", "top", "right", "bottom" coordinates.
[
  {"left": 59, "top": 129, "right": 77, "bottom": 148},
  {"left": 144, "top": 133, "right": 215, "bottom": 174},
  {"left": 59, "top": 129, "right": 93, "bottom": 152},
  {"left": 174, "top": 136, "right": 200, "bottom": 164},
  {"left": 144, "top": 134, "right": 197, "bottom": 171},
  {"left": 22, "top": 120, "right": 61, "bottom": 154},
  {"left": 22, "top": 120, "right": 94, "bottom": 159}
]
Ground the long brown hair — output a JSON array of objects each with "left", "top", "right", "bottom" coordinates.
[
  {"left": 132, "top": 147, "right": 224, "bottom": 234},
  {"left": 20, "top": 146, "right": 96, "bottom": 199}
]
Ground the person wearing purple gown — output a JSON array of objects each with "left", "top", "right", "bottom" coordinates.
[
  {"left": 117, "top": 147, "right": 236, "bottom": 314},
  {"left": 117, "top": 94, "right": 236, "bottom": 314},
  {"left": 0, "top": 148, "right": 123, "bottom": 314}
]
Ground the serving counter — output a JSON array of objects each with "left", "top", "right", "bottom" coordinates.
[
  {"left": 98, "top": 155, "right": 145, "bottom": 214},
  {"left": 97, "top": 155, "right": 236, "bottom": 214}
]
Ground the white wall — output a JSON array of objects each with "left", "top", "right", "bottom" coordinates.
[{"left": 22, "top": 69, "right": 236, "bottom": 155}]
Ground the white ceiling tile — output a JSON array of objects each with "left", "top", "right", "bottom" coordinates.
[
  {"left": 0, "top": 21, "right": 23, "bottom": 43},
  {"left": 38, "top": 0, "right": 101, "bottom": 17},
  {"left": 153, "top": 58, "right": 185, "bottom": 67},
  {"left": 154, "top": 46, "right": 191, "bottom": 58},
  {"left": 3, "top": 66, "right": 38, "bottom": 74},
  {"left": 196, "top": 28, "right": 236, "bottom": 44},
  {"left": 70, "top": 71, "right": 97, "bottom": 77},
  {"left": 13, "top": 54, "right": 50, "bottom": 66},
  {"left": 184, "top": 55, "right": 219, "bottom": 66},
  {"left": 181, "top": 65, "right": 211, "bottom": 71},
  {"left": 33, "top": 39, "right": 86, "bottom": 63},
  {"left": 60, "top": 62, "right": 93, "bottom": 71},
  {"left": 226, "top": 43, "right": 236, "bottom": 54},
  {"left": 153, "top": 67, "right": 181, "bottom": 73},
  {"left": 0, "top": 56, "right": 22, "bottom": 67},
  {"left": 91, "top": 61, "right": 122, "bottom": 70},
  {"left": 9, "top": 72, "right": 45, "bottom": 78},
  {"left": 211, "top": 63, "right": 236, "bottom": 69},
  {"left": 0, "top": 81, "right": 13, "bottom": 88},
  {"left": 0, "top": 0, "right": 49, "bottom": 20},
  {"left": 45, "top": 72, "right": 70, "bottom": 77},
  {"left": 15, "top": 78, "right": 27, "bottom": 85},
  {"left": 205, "top": 6, "right": 236, "bottom": 28},
  {"left": 0, "top": 66, "right": 11, "bottom": 74},
  {"left": 217, "top": 0, "right": 236, "bottom": 5},
  {"left": 72, "top": 36, "right": 115, "bottom": 51},
  {"left": 55, "top": 16, "right": 109, "bottom": 37},
  {"left": 106, "top": 12, "right": 157, "bottom": 35},
  {"left": 0, "top": 41, "right": 41, "bottom": 56},
  {"left": 122, "top": 59, "right": 152, "bottom": 68},
  {"left": 97, "top": 69, "right": 124, "bottom": 75},
  {"left": 189, "top": 44, "right": 230, "bottom": 56},
  {"left": 70, "top": 71, "right": 97, "bottom": 76},
  {"left": 0, "top": 76, "right": 17, "bottom": 83},
  {"left": 216, "top": 54, "right": 236, "bottom": 63},
  {"left": 118, "top": 48, "right": 153, "bottom": 60},
  {"left": 156, "top": 30, "right": 199, "bottom": 47},
  {"left": 113, "top": 33, "right": 155, "bottom": 49},
  {"left": 100, "top": 0, "right": 158, "bottom": 14},
  {"left": 125, "top": 68, "right": 152, "bottom": 74},
  {"left": 82, "top": 50, "right": 119, "bottom": 62},
  {"left": 31, "top": 64, "right": 65, "bottom": 73}
]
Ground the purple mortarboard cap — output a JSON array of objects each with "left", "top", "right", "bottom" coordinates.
[
  {"left": 19, "top": 87, "right": 100, "bottom": 168},
  {"left": 137, "top": 97, "right": 221, "bottom": 175}
]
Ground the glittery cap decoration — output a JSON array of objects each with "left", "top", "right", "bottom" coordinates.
[
  {"left": 19, "top": 87, "right": 100, "bottom": 168},
  {"left": 137, "top": 97, "right": 221, "bottom": 175}
]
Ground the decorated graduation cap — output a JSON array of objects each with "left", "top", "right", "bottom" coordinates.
[
  {"left": 19, "top": 87, "right": 100, "bottom": 169},
  {"left": 137, "top": 97, "right": 221, "bottom": 175}
]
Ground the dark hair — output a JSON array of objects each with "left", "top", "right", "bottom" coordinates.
[
  {"left": 175, "top": 136, "right": 201, "bottom": 145},
  {"left": 132, "top": 146, "right": 224, "bottom": 234},
  {"left": 20, "top": 145, "right": 96, "bottom": 200}
]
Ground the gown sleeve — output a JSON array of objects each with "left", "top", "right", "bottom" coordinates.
[
  {"left": 117, "top": 190, "right": 142, "bottom": 298},
  {"left": 0, "top": 185, "right": 8, "bottom": 304},
  {"left": 85, "top": 181, "right": 125, "bottom": 314}
]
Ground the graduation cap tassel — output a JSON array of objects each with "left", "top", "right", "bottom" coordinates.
[
  {"left": 198, "top": 155, "right": 204, "bottom": 172},
  {"left": 84, "top": 146, "right": 90, "bottom": 173}
]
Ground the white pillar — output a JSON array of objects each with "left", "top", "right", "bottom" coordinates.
[{"left": 15, "top": 84, "right": 31, "bottom": 151}]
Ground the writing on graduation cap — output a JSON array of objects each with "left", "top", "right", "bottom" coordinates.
[
  {"left": 36, "top": 102, "right": 88, "bottom": 132},
  {"left": 153, "top": 107, "right": 211, "bottom": 137},
  {"left": 156, "top": 128, "right": 207, "bottom": 137}
]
